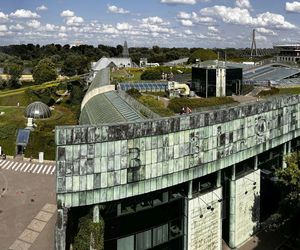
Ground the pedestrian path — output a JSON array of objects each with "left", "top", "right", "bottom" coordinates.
[{"left": 0, "top": 159, "right": 56, "bottom": 175}]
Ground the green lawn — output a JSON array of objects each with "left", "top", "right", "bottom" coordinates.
[{"left": 111, "top": 68, "right": 143, "bottom": 83}]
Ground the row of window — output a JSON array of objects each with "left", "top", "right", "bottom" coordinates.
[{"left": 117, "top": 219, "right": 183, "bottom": 250}]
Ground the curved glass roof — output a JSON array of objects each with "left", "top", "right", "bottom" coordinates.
[{"left": 24, "top": 101, "right": 51, "bottom": 119}]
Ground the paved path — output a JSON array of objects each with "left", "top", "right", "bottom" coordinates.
[
  {"left": 0, "top": 170, "right": 56, "bottom": 250},
  {"left": 0, "top": 159, "right": 56, "bottom": 175},
  {"left": 9, "top": 203, "right": 56, "bottom": 250}
]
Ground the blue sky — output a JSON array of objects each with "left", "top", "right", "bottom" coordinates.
[{"left": 0, "top": 0, "right": 300, "bottom": 48}]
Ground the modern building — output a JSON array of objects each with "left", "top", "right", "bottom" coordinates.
[
  {"left": 274, "top": 44, "right": 300, "bottom": 63},
  {"left": 55, "top": 67, "right": 300, "bottom": 250},
  {"left": 191, "top": 63, "right": 243, "bottom": 97}
]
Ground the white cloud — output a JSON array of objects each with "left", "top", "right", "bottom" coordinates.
[
  {"left": 208, "top": 26, "right": 218, "bottom": 32},
  {"left": 184, "top": 29, "right": 193, "bottom": 35},
  {"left": 58, "top": 33, "right": 68, "bottom": 39},
  {"left": 36, "top": 5, "right": 48, "bottom": 11},
  {"left": 66, "top": 16, "right": 84, "bottom": 26},
  {"left": 27, "top": 20, "right": 41, "bottom": 29},
  {"left": 10, "top": 9, "right": 40, "bottom": 19},
  {"left": 9, "top": 24, "right": 24, "bottom": 30},
  {"left": 0, "top": 12, "right": 9, "bottom": 22},
  {"left": 161, "top": 0, "right": 197, "bottom": 5},
  {"left": 236, "top": 0, "right": 252, "bottom": 10},
  {"left": 200, "top": 6, "right": 296, "bottom": 29},
  {"left": 180, "top": 19, "right": 193, "bottom": 26},
  {"left": 177, "top": 11, "right": 191, "bottom": 19},
  {"left": 142, "top": 16, "right": 166, "bottom": 25},
  {"left": 0, "top": 25, "right": 7, "bottom": 32},
  {"left": 107, "top": 5, "right": 129, "bottom": 14},
  {"left": 286, "top": 1, "right": 300, "bottom": 13},
  {"left": 102, "top": 24, "right": 119, "bottom": 34},
  {"left": 256, "top": 27, "right": 277, "bottom": 36},
  {"left": 116, "top": 22, "right": 132, "bottom": 30},
  {"left": 60, "top": 10, "right": 75, "bottom": 17},
  {"left": 60, "top": 10, "right": 84, "bottom": 26}
]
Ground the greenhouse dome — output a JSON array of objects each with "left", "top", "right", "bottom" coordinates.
[{"left": 24, "top": 101, "right": 51, "bottom": 119}]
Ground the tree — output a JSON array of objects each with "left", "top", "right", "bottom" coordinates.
[
  {"left": 277, "top": 153, "right": 300, "bottom": 207},
  {"left": 188, "top": 48, "right": 218, "bottom": 63},
  {"left": 61, "top": 55, "right": 90, "bottom": 76},
  {"left": 7, "top": 63, "right": 23, "bottom": 88},
  {"left": 33, "top": 58, "right": 57, "bottom": 84}
]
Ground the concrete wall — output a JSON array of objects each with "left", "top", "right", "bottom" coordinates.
[
  {"left": 56, "top": 95, "right": 300, "bottom": 207},
  {"left": 229, "top": 170, "right": 260, "bottom": 248},
  {"left": 187, "top": 188, "right": 222, "bottom": 250}
]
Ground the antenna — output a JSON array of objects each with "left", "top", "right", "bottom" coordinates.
[{"left": 250, "top": 29, "right": 258, "bottom": 58}]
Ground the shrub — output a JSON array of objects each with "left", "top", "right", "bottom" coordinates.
[
  {"left": 141, "top": 70, "right": 161, "bottom": 80},
  {"left": 258, "top": 87, "right": 280, "bottom": 97},
  {"left": 138, "top": 95, "right": 174, "bottom": 117},
  {"left": 126, "top": 88, "right": 141, "bottom": 99},
  {"left": 168, "top": 97, "right": 236, "bottom": 113},
  {"left": 73, "top": 214, "right": 104, "bottom": 250}
]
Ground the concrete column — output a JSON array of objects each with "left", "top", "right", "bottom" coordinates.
[
  {"left": 55, "top": 207, "right": 68, "bottom": 250},
  {"left": 90, "top": 205, "right": 100, "bottom": 250},
  {"left": 216, "top": 170, "right": 221, "bottom": 188},
  {"left": 184, "top": 197, "right": 189, "bottom": 250},
  {"left": 287, "top": 141, "right": 292, "bottom": 154},
  {"left": 93, "top": 205, "right": 100, "bottom": 223},
  {"left": 282, "top": 143, "right": 287, "bottom": 169},
  {"left": 188, "top": 180, "right": 193, "bottom": 199},
  {"left": 229, "top": 164, "right": 236, "bottom": 249},
  {"left": 254, "top": 155, "right": 258, "bottom": 170}
]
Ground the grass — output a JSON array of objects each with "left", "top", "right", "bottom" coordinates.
[
  {"left": 258, "top": 87, "right": 300, "bottom": 97},
  {"left": 111, "top": 68, "right": 143, "bottom": 83},
  {"left": 0, "top": 107, "right": 26, "bottom": 156},
  {"left": 0, "top": 78, "right": 79, "bottom": 160},
  {"left": 168, "top": 96, "right": 237, "bottom": 113},
  {"left": 138, "top": 95, "right": 174, "bottom": 117},
  {"left": 25, "top": 105, "right": 77, "bottom": 160},
  {"left": 0, "top": 105, "right": 77, "bottom": 160}
]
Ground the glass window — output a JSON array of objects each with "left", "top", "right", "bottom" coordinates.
[
  {"left": 152, "top": 224, "right": 168, "bottom": 247},
  {"left": 136, "top": 230, "right": 152, "bottom": 250},
  {"left": 117, "top": 235, "right": 134, "bottom": 250}
]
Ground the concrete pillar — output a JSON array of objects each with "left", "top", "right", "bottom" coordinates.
[
  {"left": 90, "top": 205, "right": 100, "bottom": 250},
  {"left": 216, "top": 171, "right": 221, "bottom": 188},
  {"left": 188, "top": 180, "right": 193, "bottom": 199},
  {"left": 282, "top": 143, "right": 287, "bottom": 169},
  {"left": 229, "top": 164, "right": 236, "bottom": 249},
  {"left": 55, "top": 207, "right": 68, "bottom": 250},
  {"left": 93, "top": 205, "right": 100, "bottom": 223},
  {"left": 254, "top": 155, "right": 258, "bottom": 170}
]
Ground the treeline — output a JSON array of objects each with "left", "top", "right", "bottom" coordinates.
[{"left": 0, "top": 43, "right": 277, "bottom": 67}]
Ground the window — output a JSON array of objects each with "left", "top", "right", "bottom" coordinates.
[
  {"left": 136, "top": 230, "right": 152, "bottom": 250},
  {"left": 117, "top": 235, "right": 134, "bottom": 250},
  {"left": 152, "top": 224, "right": 168, "bottom": 247}
]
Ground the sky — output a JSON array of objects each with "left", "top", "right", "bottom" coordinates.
[{"left": 0, "top": 0, "right": 300, "bottom": 48}]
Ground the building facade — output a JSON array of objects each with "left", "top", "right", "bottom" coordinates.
[
  {"left": 274, "top": 44, "right": 300, "bottom": 63},
  {"left": 55, "top": 79, "right": 300, "bottom": 249},
  {"left": 191, "top": 66, "right": 243, "bottom": 98}
]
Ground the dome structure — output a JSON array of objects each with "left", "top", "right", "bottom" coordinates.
[{"left": 24, "top": 101, "right": 51, "bottom": 119}]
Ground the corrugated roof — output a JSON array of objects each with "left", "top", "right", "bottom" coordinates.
[
  {"left": 79, "top": 91, "right": 144, "bottom": 125},
  {"left": 87, "top": 67, "right": 111, "bottom": 92}
]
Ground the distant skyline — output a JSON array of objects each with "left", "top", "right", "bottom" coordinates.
[{"left": 1, "top": 0, "right": 300, "bottom": 48}]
